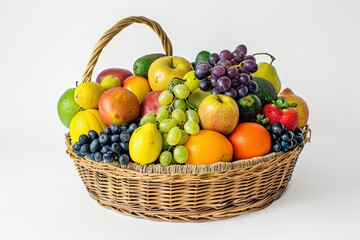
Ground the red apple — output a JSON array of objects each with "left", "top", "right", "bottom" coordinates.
[
  {"left": 198, "top": 94, "right": 239, "bottom": 135},
  {"left": 96, "top": 68, "right": 133, "bottom": 84},
  {"left": 98, "top": 87, "right": 140, "bottom": 125},
  {"left": 140, "top": 90, "right": 162, "bottom": 116}
]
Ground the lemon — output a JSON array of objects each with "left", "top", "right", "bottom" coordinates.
[
  {"left": 129, "top": 123, "right": 162, "bottom": 165},
  {"left": 183, "top": 70, "right": 201, "bottom": 92},
  {"left": 57, "top": 88, "right": 82, "bottom": 128},
  {"left": 69, "top": 109, "right": 107, "bottom": 142},
  {"left": 101, "top": 75, "right": 121, "bottom": 90},
  {"left": 74, "top": 82, "right": 105, "bottom": 109}
]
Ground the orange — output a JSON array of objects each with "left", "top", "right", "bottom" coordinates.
[
  {"left": 122, "top": 75, "right": 151, "bottom": 103},
  {"left": 229, "top": 122, "right": 271, "bottom": 160},
  {"left": 184, "top": 130, "right": 233, "bottom": 165}
]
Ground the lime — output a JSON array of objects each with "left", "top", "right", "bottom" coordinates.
[
  {"left": 101, "top": 75, "right": 121, "bottom": 90},
  {"left": 195, "top": 50, "right": 210, "bottom": 66},
  {"left": 74, "top": 82, "right": 105, "bottom": 109},
  {"left": 57, "top": 88, "right": 82, "bottom": 128}
]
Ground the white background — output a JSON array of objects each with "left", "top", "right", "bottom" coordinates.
[{"left": 1, "top": 0, "right": 359, "bottom": 239}]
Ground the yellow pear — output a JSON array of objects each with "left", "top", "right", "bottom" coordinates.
[{"left": 252, "top": 53, "right": 281, "bottom": 93}]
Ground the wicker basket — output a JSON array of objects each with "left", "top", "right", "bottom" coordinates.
[{"left": 65, "top": 16, "right": 311, "bottom": 222}]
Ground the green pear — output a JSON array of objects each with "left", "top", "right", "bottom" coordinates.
[
  {"left": 252, "top": 53, "right": 281, "bottom": 93},
  {"left": 187, "top": 88, "right": 211, "bottom": 110}
]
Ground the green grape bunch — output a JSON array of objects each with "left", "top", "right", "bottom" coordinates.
[{"left": 139, "top": 79, "right": 201, "bottom": 166}]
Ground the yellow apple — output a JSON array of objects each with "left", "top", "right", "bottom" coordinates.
[
  {"left": 148, "top": 56, "right": 193, "bottom": 91},
  {"left": 198, "top": 94, "right": 240, "bottom": 135}
]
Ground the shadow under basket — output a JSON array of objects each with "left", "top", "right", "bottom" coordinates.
[
  {"left": 65, "top": 16, "right": 311, "bottom": 222},
  {"left": 65, "top": 125, "right": 311, "bottom": 222}
]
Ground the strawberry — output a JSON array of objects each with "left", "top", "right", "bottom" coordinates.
[{"left": 262, "top": 98, "right": 299, "bottom": 131}]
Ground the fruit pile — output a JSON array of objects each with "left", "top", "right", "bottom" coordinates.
[{"left": 58, "top": 43, "right": 309, "bottom": 166}]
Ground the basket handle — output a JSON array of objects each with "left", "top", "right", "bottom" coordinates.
[
  {"left": 81, "top": 16, "right": 173, "bottom": 83},
  {"left": 304, "top": 125, "right": 312, "bottom": 143}
]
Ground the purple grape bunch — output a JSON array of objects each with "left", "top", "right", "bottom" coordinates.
[{"left": 194, "top": 44, "right": 259, "bottom": 99}]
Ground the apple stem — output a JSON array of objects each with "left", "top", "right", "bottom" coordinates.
[{"left": 252, "top": 53, "right": 276, "bottom": 65}]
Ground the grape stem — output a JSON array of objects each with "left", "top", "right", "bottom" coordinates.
[
  {"left": 207, "top": 61, "right": 246, "bottom": 73},
  {"left": 223, "top": 61, "right": 245, "bottom": 69},
  {"left": 168, "top": 78, "right": 185, "bottom": 92},
  {"left": 252, "top": 53, "right": 276, "bottom": 65}
]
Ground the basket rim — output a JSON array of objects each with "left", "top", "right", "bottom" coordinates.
[{"left": 65, "top": 125, "right": 311, "bottom": 175}]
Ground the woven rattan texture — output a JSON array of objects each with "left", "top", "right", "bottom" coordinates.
[
  {"left": 81, "top": 16, "right": 173, "bottom": 83},
  {"left": 66, "top": 126, "right": 310, "bottom": 222}
]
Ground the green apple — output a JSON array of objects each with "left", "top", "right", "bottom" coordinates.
[
  {"left": 101, "top": 75, "right": 121, "bottom": 90},
  {"left": 148, "top": 56, "right": 193, "bottom": 91},
  {"left": 183, "top": 70, "right": 201, "bottom": 92},
  {"left": 96, "top": 68, "right": 133, "bottom": 84},
  {"left": 198, "top": 94, "right": 239, "bottom": 135}
]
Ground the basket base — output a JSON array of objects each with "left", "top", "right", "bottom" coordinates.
[
  {"left": 67, "top": 126, "right": 310, "bottom": 222},
  {"left": 86, "top": 185, "right": 288, "bottom": 222}
]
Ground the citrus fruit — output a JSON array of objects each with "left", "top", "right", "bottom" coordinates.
[
  {"left": 184, "top": 130, "right": 233, "bottom": 165},
  {"left": 129, "top": 123, "right": 162, "bottom": 165},
  {"left": 74, "top": 82, "right": 105, "bottom": 109},
  {"left": 57, "top": 88, "right": 82, "bottom": 128},
  {"left": 69, "top": 109, "right": 107, "bottom": 142},
  {"left": 195, "top": 50, "right": 210, "bottom": 66},
  {"left": 122, "top": 75, "right": 151, "bottom": 103},
  {"left": 183, "top": 70, "right": 201, "bottom": 92},
  {"left": 229, "top": 122, "right": 271, "bottom": 160},
  {"left": 101, "top": 75, "right": 121, "bottom": 90}
]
